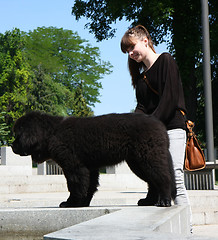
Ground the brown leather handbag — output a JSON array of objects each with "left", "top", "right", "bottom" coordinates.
[{"left": 184, "top": 120, "right": 206, "bottom": 171}]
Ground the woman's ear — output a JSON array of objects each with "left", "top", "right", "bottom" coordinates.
[{"left": 143, "top": 37, "right": 148, "bottom": 47}]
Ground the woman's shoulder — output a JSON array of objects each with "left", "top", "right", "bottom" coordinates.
[
  {"left": 158, "top": 52, "right": 178, "bottom": 67},
  {"left": 159, "top": 52, "right": 174, "bottom": 61}
]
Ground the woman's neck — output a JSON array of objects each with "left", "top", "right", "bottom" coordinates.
[{"left": 143, "top": 50, "right": 160, "bottom": 70}]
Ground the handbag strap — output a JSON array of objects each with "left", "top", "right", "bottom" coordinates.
[
  {"left": 186, "top": 120, "right": 195, "bottom": 137},
  {"left": 143, "top": 74, "right": 159, "bottom": 95}
]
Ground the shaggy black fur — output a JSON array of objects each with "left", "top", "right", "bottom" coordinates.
[{"left": 12, "top": 111, "right": 176, "bottom": 208}]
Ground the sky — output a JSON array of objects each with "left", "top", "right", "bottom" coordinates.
[{"left": 0, "top": 0, "right": 168, "bottom": 116}]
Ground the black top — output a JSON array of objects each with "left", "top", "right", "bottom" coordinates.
[{"left": 135, "top": 53, "right": 186, "bottom": 130}]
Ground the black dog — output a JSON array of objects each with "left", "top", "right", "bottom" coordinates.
[{"left": 12, "top": 111, "right": 176, "bottom": 207}]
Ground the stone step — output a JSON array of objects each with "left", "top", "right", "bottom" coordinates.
[
  {"left": 189, "top": 190, "right": 218, "bottom": 210},
  {"left": 0, "top": 165, "right": 32, "bottom": 176},
  {"left": 189, "top": 190, "right": 218, "bottom": 225},
  {"left": 0, "top": 175, "right": 67, "bottom": 194},
  {"left": 0, "top": 174, "right": 147, "bottom": 194}
]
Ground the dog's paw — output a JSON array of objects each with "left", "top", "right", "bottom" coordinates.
[
  {"left": 59, "top": 201, "right": 82, "bottom": 208},
  {"left": 59, "top": 200, "right": 89, "bottom": 208},
  {"left": 155, "top": 199, "right": 171, "bottom": 207},
  {"left": 137, "top": 198, "right": 156, "bottom": 206},
  {"left": 59, "top": 201, "right": 74, "bottom": 208}
]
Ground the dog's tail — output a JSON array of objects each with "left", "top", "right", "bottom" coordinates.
[{"left": 168, "top": 151, "right": 177, "bottom": 200}]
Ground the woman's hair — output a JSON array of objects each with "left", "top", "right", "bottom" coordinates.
[{"left": 121, "top": 25, "right": 156, "bottom": 88}]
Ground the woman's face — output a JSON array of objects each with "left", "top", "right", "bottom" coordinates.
[{"left": 127, "top": 37, "right": 148, "bottom": 63}]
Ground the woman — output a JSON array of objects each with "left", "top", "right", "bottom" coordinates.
[{"left": 120, "top": 25, "right": 190, "bottom": 207}]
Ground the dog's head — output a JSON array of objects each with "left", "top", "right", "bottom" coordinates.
[{"left": 12, "top": 111, "right": 51, "bottom": 163}]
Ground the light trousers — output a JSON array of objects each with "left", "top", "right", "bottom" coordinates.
[
  {"left": 168, "top": 128, "right": 192, "bottom": 232},
  {"left": 167, "top": 128, "right": 190, "bottom": 205}
]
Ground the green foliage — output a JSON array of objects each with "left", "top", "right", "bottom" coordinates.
[
  {"left": 23, "top": 27, "right": 112, "bottom": 108},
  {"left": 72, "top": 0, "right": 218, "bottom": 147},
  {"left": 71, "top": 83, "right": 94, "bottom": 117},
  {"left": 27, "top": 65, "right": 75, "bottom": 116},
  {"left": 0, "top": 28, "right": 31, "bottom": 144},
  {"left": 72, "top": 0, "right": 173, "bottom": 43},
  {"left": 0, "top": 27, "right": 112, "bottom": 145},
  {"left": 0, "top": 112, "right": 10, "bottom": 145}
]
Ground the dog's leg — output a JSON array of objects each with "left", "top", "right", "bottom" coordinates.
[
  {"left": 144, "top": 172, "right": 172, "bottom": 207},
  {"left": 154, "top": 152, "right": 176, "bottom": 207},
  {"left": 59, "top": 165, "right": 90, "bottom": 208},
  {"left": 155, "top": 179, "right": 172, "bottom": 207},
  {"left": 82, "top": 169, "right": 100, "bottom": 207},
  {"left": 126, "top": 160, "right": 159, "bottom": 206},
  {"left": 126, "top": 157, "right": 172, "bottom": 207},
  {"left": 138, "top": 183, "right": 159, "bottom": 206},
  {"left": 49, "top": 140, "right": 91, "bottom": 208},
  {"left": 126, "top": 158, "right": 158, "bottom": 206},
  {"left": 145, "top": 170, "right": 172, "bottom": 207}
]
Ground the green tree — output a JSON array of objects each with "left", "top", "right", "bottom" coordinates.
[
  {"left": 27, "top": 64, "right": 75, "bottom": 116},
  {"left": 72, "top": 82, "right": 94, "bottom": 117},
  {"left": 23, "top": 27, "right": 112, "bottom": 110},
  {"left": 0, "top": 28, "right": 31, "bottom": 144},
  {"left": 0, "top": 112, "right": 10, "bottom": 146},
  {"left": 72, "top": 0, "right": 218, "bottom": 145}
]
